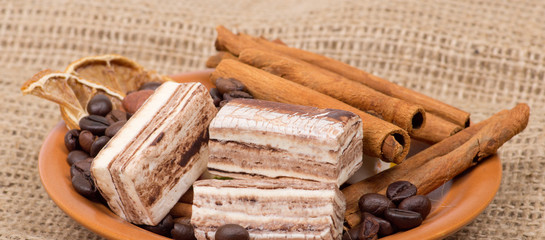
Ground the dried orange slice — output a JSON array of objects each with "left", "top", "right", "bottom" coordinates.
[
  {"left": 21, "top": 55, "right": 172, "bottom": 129},
  {"left": 21, "top": 69, "right": 125, "bottom": 129},
  {"left": 65, "top": 54, "right": 170, "bottom": 96}
]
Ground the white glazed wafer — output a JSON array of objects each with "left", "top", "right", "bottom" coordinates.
[
  {"left": 208, "top": 98, "right": 363, "bottom": 186},
  {"left": 91, "top": 81, "right": 217, "bottom": 225},
  {"left": 191, "top": 179, "right": 346, "bottom": 240}
]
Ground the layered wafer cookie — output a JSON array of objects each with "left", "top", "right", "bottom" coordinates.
[
  {"left": 91, "top": 82, "right": 217, "bottom": 225},
  {"left": 191, "top": 179, "right": 346, "bottom": 240},
  {"left": 208, "top": 99, "right": 363, "bottom": 186}
]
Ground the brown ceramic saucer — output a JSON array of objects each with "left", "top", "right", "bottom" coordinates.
[{"left": 38, "top": 71, "right": 501, "bottom": 240}]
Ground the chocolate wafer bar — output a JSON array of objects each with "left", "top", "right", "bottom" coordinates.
[
  {"left": 208, "top": 99, "right": 363, "bottom": 186},
  {"left": 191, "top": 179, "right": 345, "bottom": 240},
  {"left": 91, "top": 82, "right": 217, "bottom": 225}
]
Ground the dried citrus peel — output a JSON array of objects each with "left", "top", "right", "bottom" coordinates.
[
  {"left": 21, "top": 55, "right": 172, "bottom": 130},
  {"left": 21, "top": 70, "right": 88, "bottom": 129},
  {"left": 66, "top": 54, "right": 170, "bottom": 95}
]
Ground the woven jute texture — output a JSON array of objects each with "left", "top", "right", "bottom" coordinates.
[{"left": 1, "top": 0, "right": 544, "bottom": 239}]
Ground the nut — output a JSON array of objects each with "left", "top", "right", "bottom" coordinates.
[{"left": 122, "top": 90, "right": 154, "bottom": 114}]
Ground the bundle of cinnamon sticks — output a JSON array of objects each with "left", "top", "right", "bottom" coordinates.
[
  {"left": 205, "top": 26, "right": 530, "bottom": 232},
  {"left": 207, "top": 25, "right": 472, "bottom": 163}
]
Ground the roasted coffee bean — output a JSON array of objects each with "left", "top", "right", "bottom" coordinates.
[
  {"left": 64, "top": 129, "right": 80, "bottom": 151},
  {"left": 215, "top": 77, "right": 245, "bottom": 94},
  {"left": 358, "top": 193, "right": 395, "bottom": 217},
  {"left": 173, "top": 217, "right": 191, "bottom": 225},
  {"left": 210, "top": 88, "right": 222, "bottom": 107},
  {"left": 363, "top": 212, "right": 395, "bottom": 237},
  {"left": 171, "top": 222, "right": 197, "bottom": 240},
  {"left": 386, "top": 181, "right": 417, "bottom": 204},
  {"left": 223, "top": 91, "right": 253, "bottom": 101},
  {"left": 384, "top": 208, "right": 423, "bottom": 231},
  {"left": 140, "top": 215, "right": 174, "bottom": 237},
  {"left": 398, "top": 195, "right": 432, "bottom": 219},
  {"left": 78, "top": 130, "right": 95, "bottom": 153},
  {"left": 70, "top": 157, "right": 92, "bottom": 180},
  {"left": 70, "top": 157, "right": 90, "bottom": 179},
  {"left": 79, "top": 115, "right": 110, "bottom": 135},
  {"left": 215, "top": 224, "right": 250, "bottom": 240},
  {"left": 105, "top": 120, "right": 126, "bottom": 137},
  {"left": 123, "top": 90, "right": 154, "bottom": 114},
  {"left": 342, "top": 223, "right": 361, "bottom": 240},
  {"left": 87, "top": 94, "right": 113, "bottom": 116},
  {"left": 106, "top": 109, "right": 129, "bottom": 124},
  {"left": 342, "top": 223, "right": 360, "bottom": 240},
  {"left": 358, "top": 215, "right": 379, "bottom": 240},
  {"left": 222, "top": 93, "right": 234, "bottom": 102},
  {"left": 219, "top": 100, "right": 229, "bottom": 108},
  {"left": 90, "top": 136, "right": 110, "bottom": 157},
  {"left": 139, "top": 81, "right": 162, "bottom": 91},
  {"left": 70, "top": 158, "right": 100, "bottom": 201},
  {"left": 67, "top": 150, "right": 89, "bottom": 166}
]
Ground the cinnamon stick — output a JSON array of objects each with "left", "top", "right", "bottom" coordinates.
[
  {"left": 342, "top": 103, "right": 529, "bottom": 227},
  {"left": 411, "top": 112, "right": 463, "bottom": 143},
  {"left": 205, "top": 51, "right": 237, "bottom": 68},
  {"left": 211, "top": 59, "right": 410, "bottom": 163},
  {"left": 215, "top": 25, "right": 470, "bottom": 128},
  {"left": 169, "top": 202, "right": 193, "bottom": 218},
  {"left": 238, "top": 48, "right": 426, "bottom": 133},
  {"left": 381, "top": 135, "right": 404, "bottom": 162}
]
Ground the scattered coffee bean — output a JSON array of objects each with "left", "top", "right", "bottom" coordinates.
[
  {"left": 140, "top": 215, "right": 174, "bottom": 237},
  {"left": 79, "top": 115, "right": 110, "bottom": 135},
  {"left": 78, "top": 130, "right": 95, "bottom": 153},
  {"left": 210, "top": 88, "right": 222, "bottom": 107},
  {"left": 358, "top": 193, "right": 395, "bottom": 217},
  {"left": 106, "top": 109, "right": 129, "bottom": 124},
  {"left": 363, "top": 212, "right": 395, "bottom": 237},
  {"left": 386, "top": 181, "right": 417, "bottom": 204},
  {"left": 223, "top": 91, "right": 253, "bottom": 101},
  {"left": 70, "top": 157, "right": 91, "bottom": 181},
  {"left": 358, "top": 215, "right": 379, "bottom": 240},
  {"left": 342, "top": 223, "right": 360, "bottom": 240},
  {"left": 122, "top": 90, "right": 154, "bottom": 114},
  {"left": 70, "top": 158, "right": 100, "bottom": 201},
  {"left": 215, "top": 78, "right": 245, "bottom": 94},
  {"left": 67, "top": 150, "right": 89, "bottom": 166},
  {"left": 64, "top": 129, "right": 80, "bottom": 151},
  {"left": 384, "top": 208, "right": 423, "bottom": 231},
  {"left": 219, "top": 100, "right": 229, "bottom": 108},
  {"left": 90, "top": 136, "right": 110, "bottom": 157},
  {"left": 70, "top": 157, "right": 86, "bottom": 178},
  {"left": 87, "top": 94, "right": 113, "bottom": 116},
  {"left": 222, "top": 93, "right": 233, "bottom": 102},
  {"left": 171, "top": 222, "right": 197, "bottom": 240},
  {"left": 215, "top": 224, "right": 249, "bottom": 240},
  {"left": 105, "top": 120, "right": 126, "bottom": 137},
  {"left": 173, "top": 217, "right": 191, "bottom": 225},
  {"left": 398, "top": 195, "right": 432, "bottom": 219},
  {"left": 139, "top": 81, "right": 162, "bottom": 91}
]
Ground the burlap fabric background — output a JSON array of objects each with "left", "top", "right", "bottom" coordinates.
[{"left": 1, "top": 0, "right": 544, "bottom": 239}]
